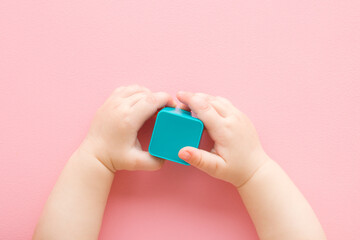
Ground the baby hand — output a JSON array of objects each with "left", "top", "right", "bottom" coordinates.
[
  {"left": 177, "top": 92, "right": 269, "bottom": 188},
  {"left": 81, "top": 85, "right": 176, "bottom": 172}
]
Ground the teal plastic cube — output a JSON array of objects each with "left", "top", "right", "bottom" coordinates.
[{"left": 149, "top": 107, "right": 204, "bottom": 165}]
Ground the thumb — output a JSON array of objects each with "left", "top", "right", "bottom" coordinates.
[
  {"left": 130, "top": 149, "right": 165, "bottom": 171},
  {"left": 178, "top": 147, "right": 225, "bottom": 176}
]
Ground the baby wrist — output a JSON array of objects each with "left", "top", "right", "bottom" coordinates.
[
  {"left": 78, "top": 139, "right": 116, "bottom": 173},
  {"left": 235, "top": 150, "right": 272, "bottom": 190}
]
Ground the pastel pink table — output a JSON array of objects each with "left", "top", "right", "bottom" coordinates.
[{"left": 1, "top": 1, "right": 359, "bottom": 239}]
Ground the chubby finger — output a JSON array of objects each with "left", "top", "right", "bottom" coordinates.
[
  {"left": 178, "top": 102, "right": 191, "bottom": 111},
  {"left": 131, "top": 92, "right": 176, "bottom": 128},
  {"left": 178, "top": 147, "right": 225, "bottom": 177},
  {"left": 122, "top": 92, "right": 148, "bottom": 106},
  {"left": 186, "top": 93, "right": 228, "bottom": 117},
  {"left": 130, "top": 149, "right": 164, "bottom": 171},
  {"left": 114, "top": 85, "right": 150, "bottom": 98},
  {"left": 177, "top": 92, "right": 228, "bottom": 117},
  {"left": 195, "top": 93, "right": 215, "bottom": 101},
  {"left": 177, "top": 91, "right": 224, "bottom": 136},
  {"left": 209, "top": 98, "right": 230, "bottom": 117}
]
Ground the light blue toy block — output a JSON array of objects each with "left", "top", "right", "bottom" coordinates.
[{"left": 149, "top": 107, "right": 204, "bottom": 165}]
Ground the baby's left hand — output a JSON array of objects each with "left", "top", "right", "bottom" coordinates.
[{"left": 80, "top": 85, "right": 176, "bottom": 172}]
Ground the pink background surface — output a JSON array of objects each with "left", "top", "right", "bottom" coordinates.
[{"left": 1, "top": 1, "right": 359, "bottom": 239}]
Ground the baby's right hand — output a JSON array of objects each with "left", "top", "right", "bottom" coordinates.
[{"left": 177, "top": 92, "right": 270, "bottom": 188}]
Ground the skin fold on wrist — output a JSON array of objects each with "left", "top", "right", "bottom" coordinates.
[
  {"left": 236, "top": 151, "right": 273, "bottom": 190},
  {"left": 78, "top": 139, "right": 117, "bottom": 174}
]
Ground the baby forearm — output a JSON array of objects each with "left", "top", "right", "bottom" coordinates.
[
  {"left": 34, "top": 86, "right": 173, "bottom": 239},
  {"left": 33, "top": 146, "right": 114, "bottom": 240},
  {"left": 238, "top": 157, "right": 326, "bottom": 240}
]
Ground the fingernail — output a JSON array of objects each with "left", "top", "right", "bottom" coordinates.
[{"left": 180, "top": 150, "right": 191, "bottom": 160}]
